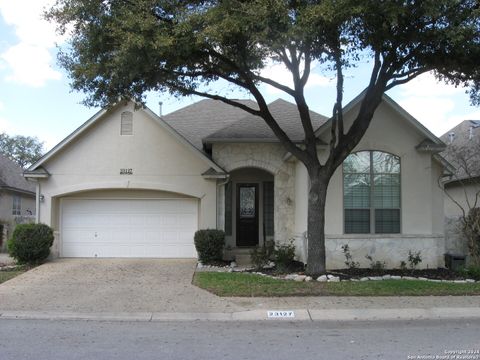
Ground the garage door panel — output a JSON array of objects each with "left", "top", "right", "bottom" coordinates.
[{"left": 61, "top": 198, "right": 198, "bottom": 258}]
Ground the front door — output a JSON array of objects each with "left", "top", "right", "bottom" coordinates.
[{"left": 236, "top": 183, "right": 259, "bottom": 247}]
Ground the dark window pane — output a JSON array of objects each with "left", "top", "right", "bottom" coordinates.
[
  {"left": 373, "top": 174, "right": 400, "bottom": 208},
  {"left": 224, "top": 182, "right": 232, "bottom": 235},
  {"left": 263, "top": 181, "right": 274, "bottom": 236},
  {"left": 344, "top": 174, "right": 370, "bottom": 208},
  {"left": 375, "top": 209, "right": 400, "bottom": 233},
  {"left": 345, "top": 209, "right": 370, "bottom": 234},
  {"left": 373, "top": 151, "right": 400, "bottom": 174},
  {"left": 343, "top": 151, "right": 371, "bottom": 174}
]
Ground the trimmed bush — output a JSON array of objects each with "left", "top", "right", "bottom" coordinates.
[
  {"left": 274, "top": 240, "right": 296, "bottom": 273},
  {"left": 7, "top": 223, "right": 54, "bottom": 265},
  {"left": 194, "top": 229, "right": 225, "bottom": 264}
]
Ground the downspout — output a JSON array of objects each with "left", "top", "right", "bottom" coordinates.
[{"left": 35, "top": 180, "right": 40, "bottom": 224}]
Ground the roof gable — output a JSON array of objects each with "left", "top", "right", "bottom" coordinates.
[
  {"left": 26, "top": 101, "right": 225, "bottom": 175},
  {"left": 315, "top": 92, "right": 445, "bottom": 148}
]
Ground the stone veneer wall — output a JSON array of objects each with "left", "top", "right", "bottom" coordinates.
[
  {"left": 294, "top": 234, "right": 445, "bottom": 269},
  {"left": 212, "top": 143, "right": 295, "bottom": 244}
]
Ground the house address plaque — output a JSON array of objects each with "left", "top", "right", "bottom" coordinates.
[{"left": 120, "top": 168, "right": 133, "bottom": 175}]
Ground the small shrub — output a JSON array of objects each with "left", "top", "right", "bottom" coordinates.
[
  {"left": 457, "top": 266, "right": 480, "bottom": 281},
  {"left": 407, "top": 250, "right": 423, "bottom": 270},
  {"left": 463, "top": 208, "right": 480, "bottom": 265},
  {"left": 274, "top": 240, "right": 296, "bottom": 273},
  {"left": 341, "top": 244, "right": 359, "bottom": 269},
  {"left": 194, "top": 229, "right": 225, "bottom": 264},
  {"left": 7, "top": 223, "right": 54, "bottom": 265},
  {"left": 365, "top": 254, "right": 386, "bottom": 271},
  {"left": 250, "top": 240, "right": 274, "bottom": 270},
  {"left": 400, "top": 260, "right": 408, "bottom": 271}
]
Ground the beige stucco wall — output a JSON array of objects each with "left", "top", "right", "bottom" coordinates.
[
  {"left": 36, "top": 102, "right": 217, "bottom": 257},
  {"left": 293, "top": 100, "right": 445, "bottom": 268},
  {"left": 443, "top": 182, "right": 479, "bottom": 256}
]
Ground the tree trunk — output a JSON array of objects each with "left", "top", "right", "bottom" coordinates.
[{"left": 305, "top": 169, "right": 328, "bottom": 276}]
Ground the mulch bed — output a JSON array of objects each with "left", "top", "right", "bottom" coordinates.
[{"left": 250, "top": 265, "right": 466, "bottom": 281}]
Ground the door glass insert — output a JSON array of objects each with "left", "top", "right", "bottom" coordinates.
[{"left": 239, "top": 186, "right": 256, "bottom": 218}]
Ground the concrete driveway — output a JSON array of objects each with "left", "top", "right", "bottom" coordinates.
[{"left": 0, "top": 259, "right": 241, "bottom": 313}]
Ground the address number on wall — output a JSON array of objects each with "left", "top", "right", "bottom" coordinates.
[{"left": 120, "top": 168, "right": 133, "bottom": 175}]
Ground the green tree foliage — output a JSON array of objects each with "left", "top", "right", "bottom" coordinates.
[
  {"left": 46, "top": 0, "right": 480, "bottom": 275},
  {"left": 0, "top": 133, "right": 44, "bottom": 168}
]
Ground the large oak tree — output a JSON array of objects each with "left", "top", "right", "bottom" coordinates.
[{"left": 47, "top": 0, "right": 480, "bottom": 275}]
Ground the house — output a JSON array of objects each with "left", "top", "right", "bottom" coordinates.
[
  {"left": 0, "top": 154, "right": 36, "bottom": 250},
  {"left": 24, "top": 94, "right": 449, "bottom": 269},
  {"left": 440, "top": 120, "right": 480, "bottom": 258}
]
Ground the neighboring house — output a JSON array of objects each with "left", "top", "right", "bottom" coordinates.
[
  {"left": 0, "top": 154, "right": 36, "bottom": 250},
  {"left": 440, "top": 120, "right": 480, "bottom": 257},
  {"left": 24, "top": 94, "right": 449, "bottom": 269}
]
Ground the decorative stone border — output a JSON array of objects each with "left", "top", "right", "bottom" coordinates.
[{"left": 196, "top": 263, "right": 479, "bottom": 283}]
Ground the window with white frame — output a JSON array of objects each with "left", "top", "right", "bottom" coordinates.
[
  {"left": 12, "top": 195, "right": 21, "bottom": 215},
  {"left": 343, "top": 151, "right": 401, "bottom": 234}
]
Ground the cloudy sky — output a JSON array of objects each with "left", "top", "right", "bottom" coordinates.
[{"left": 0, "top": 0, "right": 479, "bottom": 151}]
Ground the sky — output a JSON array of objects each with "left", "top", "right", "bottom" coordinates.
[{"left": 0, "top": 1, "right": 479, "bottom": 151}]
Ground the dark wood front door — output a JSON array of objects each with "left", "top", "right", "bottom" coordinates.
[{"left": 236, "top": 183, "right": 259, "bottom": 247}]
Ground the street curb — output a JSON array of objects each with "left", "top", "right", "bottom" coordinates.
[{"left": 1, "top": 307, "right": 480, "bottom": 322}]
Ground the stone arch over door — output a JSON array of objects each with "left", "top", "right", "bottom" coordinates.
[{"left": 212, "top": 143, "right": 296, "bottom": 245}]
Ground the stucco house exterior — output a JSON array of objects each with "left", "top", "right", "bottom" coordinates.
[
  {"left": 24, "top": 94, "right": 449, "bottom": 269},
  {"left": 441, "top": 120, "right": 480, "bottom": 259},
  {"left": 0, "top": 154, "right": 36, "bottom": 250}
]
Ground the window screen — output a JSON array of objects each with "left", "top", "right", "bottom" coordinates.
[
  {"left": 12, "top": 195, "right": 21, "bottom": 216},
  {"left": 343, "top": 151, "right": 400, "bottom": 234}
]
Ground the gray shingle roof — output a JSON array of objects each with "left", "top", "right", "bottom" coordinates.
[
  {"left": 0, "top": 153, "right": 35, "bottom": 194},
  {"left": 440, "top": 120, "right": 480, "bottom": 181},
  {"left": 205, "top": 99, "right": 328, "bottom": 142},
  {"left": 162, "top": 99, "right": 258, "bottom": 149}
]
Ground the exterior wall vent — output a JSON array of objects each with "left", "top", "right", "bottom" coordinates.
[{"left": 121, "top": 111, "right": 133, "bottom": 135}]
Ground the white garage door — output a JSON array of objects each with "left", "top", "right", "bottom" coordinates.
[{"left": 61, "top": 198, "right": 198, "bottom": 258}]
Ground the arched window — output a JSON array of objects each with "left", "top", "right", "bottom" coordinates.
[
  {"left": 343, "top": 151, "right": 400, "bottom": 234},
  {"left": 120, "top": 111, "right": 133, "bottom": 135}
]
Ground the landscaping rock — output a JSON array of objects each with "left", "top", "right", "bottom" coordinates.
[
  {"left": 197, "top": 263, "right": 204, "bottom": 269},
  {"left": 285, "top": 274, "right": 297, "bottom": 280},
  {"left": 328, "top": 276, "right": 340, "bottom": 282},
  {"left": 230, "top": 261, "right": 237, "bottom": 268},
  {"left": 466, "top": 279, "right": 476, "bottom": 283},
  {"left": 368, "top": 276, "right": 383, "bottom": 281},
  {"left": 453, "top": 280, "right": 467, "bottom": 283},
  {"left": 360, "top": 277, "right": 370, "bottom": 281},
  {"left": 327, "top": 274, "right": 335, "bottom": 280},
  {"left": 417, "top": 277, "right": 429, "bottom": 281},
  {"left": 402, "top": 276, "right": 417, "bottom": 280},
  {"left": 382, "top": 275, "right": 391, "bottom": 280},
  {"left": 316, "top": 275, "right": 328, "bottom": 282},
  {"left": 390, "top": 276, "right": 402, "bottom": 280},
  {"left": 305, "top": 276, "right": 313, "bottom": 282},
  {"left": 294, "top": 275, "right": 307, "bottom": 282}
]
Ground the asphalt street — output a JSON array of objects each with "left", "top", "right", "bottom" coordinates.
[{"left": 0, "top": 318, "right": 479, "bottom": 360}]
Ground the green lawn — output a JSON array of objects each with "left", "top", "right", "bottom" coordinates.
[
  {"left": 193, "top": 272, "right": 480, "bottom": 297},
  {"left": 0, "top": 270, "right": 25, "bottom": 285}
]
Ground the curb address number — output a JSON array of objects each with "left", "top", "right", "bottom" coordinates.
[{"left": 267, "top": 311, "right": 295, "bottom": 318}]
